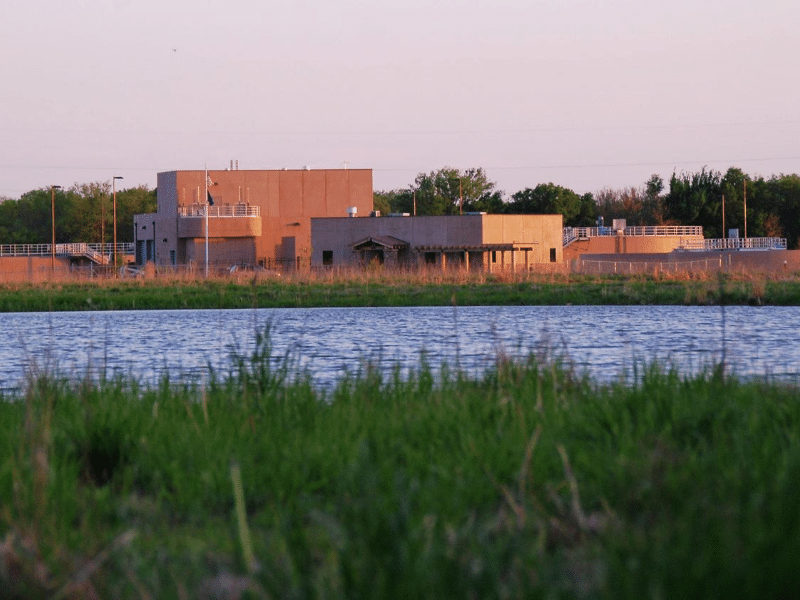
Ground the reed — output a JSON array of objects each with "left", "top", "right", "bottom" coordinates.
[
  {"left": 2, "top": 268, "right": 800, "bottom": 312},
  {"left": 1, "top": 331, "right": 799, "bottom": 598}
]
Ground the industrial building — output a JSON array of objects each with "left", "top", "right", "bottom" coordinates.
[
  {"left": 133, "top": 168, "right": 373, "bottom": 270},
  {"left": 310, "top": 213, "right": 564, "bottom": 271}
]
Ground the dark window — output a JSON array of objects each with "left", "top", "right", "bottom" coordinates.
[
  {"left": 492, "top": 251, "right": 497, "bottom": 263},
  {"left": 425, "top": 252, "right": 436, "bottom": 264},
  {"left": 322, "top": 250, "right": 333, "bottom": 265},
  {"left": 550, "top": 248, "right": 557, "bottom": 262}
]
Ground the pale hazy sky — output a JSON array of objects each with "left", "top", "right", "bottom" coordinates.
[{"left": 2, "top": 0, "right": 798, "bottom": 198}]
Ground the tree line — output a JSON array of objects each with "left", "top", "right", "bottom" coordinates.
[
  {"left": 373, "top": 166, "right": 800, "bottom": 249},
  {"left": 0, "top": 183, "right": 156, "bottom": 245},
  {"left": 3, "top": 166, "right": 800, "bottom": 249}
]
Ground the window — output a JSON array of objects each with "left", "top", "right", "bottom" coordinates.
[
  {"left": 322, "top": 250, "right": 333, "bottom": 265},
  {"left": 169, "top": 250, "right": 176, "bottom": 265},
  {"left": 425, "top": 252, "right": 436, "bottom": 265},
  {"left": 550, "top": 248, "right": 557, "bottom": 263},
  {"left": 492, "top": 251, "right": 497, "bottom": 263}
]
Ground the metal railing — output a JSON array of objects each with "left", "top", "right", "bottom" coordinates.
[
  {"left": 563, "top": 225, "right": 704, "bottom": 246},
  {"left": 178, "top": 204, "right": 261, "bottom": 218},
  {"left": 0, "top": 242, "right": 135, "bottom": 257},
  {"left": 679, "top": 237, "right": 787, "bottom": 251},
  {"left": 574, "top": 256, "right": 726, "bottom": 275}
]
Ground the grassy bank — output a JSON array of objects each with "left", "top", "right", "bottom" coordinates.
[
  {"left": 3, "top": 269, "right": 800, "bottom": 311},
  {"left": 2, "top": 335, "right": 799, "bottom": 598}
]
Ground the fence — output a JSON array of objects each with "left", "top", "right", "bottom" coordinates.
[
  {"left": 563, "top": 225, "right": 704, "bottom": 246},
  {"left": 0, "top": 243, "right": 135, "bottom": 257},
  {"left": 679, "top": 237, "right": 787, "bottom": 251},
  {"left": 574, "top": 256, "right": 728, "bottom": 275},
  {"left": 178, "top": 204, "right": 261, "bottom": 217}
]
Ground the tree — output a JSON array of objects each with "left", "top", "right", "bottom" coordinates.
[
  {"left": 593, "top": 175, "right": 666, "bottom": 227},
  {"left": 373, "top": 189, "right": 414, "bottom": 215},
  {"left": 69, "top": 182, "right": 112, "bottom": 243},
  {"left": 504, "top": 183, "right": 583, "bottom": 225},
  {"left": 410, "top": 167, "right": 500, "bottom": 216},
  {"left": 115, "top": 186, "right": 156, "bottom": 242},
  {"left": 768, "top": 174, "right": 800, "bottom": 248},
  {"left": 663, "top": 167, "right": 722, "bottom": 236}
]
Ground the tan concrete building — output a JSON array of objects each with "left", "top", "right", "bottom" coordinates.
[
  {"left": 311, "top": 213, "right": 564, "bottom": 271},
  {"left": 134, "top": 168, "right": 373, "bottom": 269}
]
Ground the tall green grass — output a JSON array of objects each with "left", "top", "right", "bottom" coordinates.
[
  {"left": 1, "top": 333, "right": 799, "bottom": 598},
  {"left": 3, "top": 270, "right": 800, "bottom": 311}
]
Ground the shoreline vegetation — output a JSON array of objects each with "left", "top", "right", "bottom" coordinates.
[
  {"left": 2, "top": 268, "right": 800, "bottom": 311},
  {"left": 2, "top": 332, "right": 799, "bottom": 597}
]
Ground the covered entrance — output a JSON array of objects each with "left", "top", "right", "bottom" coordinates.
[{"left": 351, "top": 236, "right": 410, "bottom": 267}]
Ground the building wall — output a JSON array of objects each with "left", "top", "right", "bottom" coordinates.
[
  {"left": 481, "top": 214, "right": 563, "bottom": 264},
  {"left": 310, "top": 214, "right": 564, "bottom": 269},
  {"left": 563, "top": 233, "right": 704, "bottom": 261},
  {"left": 136, "top": 168, "right": 373, "bottom": 268}
]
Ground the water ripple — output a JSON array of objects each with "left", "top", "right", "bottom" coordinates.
[{"left": 1, "top": 305, "right": 798, "bottom": 394}]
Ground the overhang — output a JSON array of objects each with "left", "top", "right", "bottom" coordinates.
[{"left": 350, "top": 236, "right": 410, "bottom": 251}]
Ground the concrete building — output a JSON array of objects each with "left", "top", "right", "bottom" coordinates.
[
  {"left": 133, "top": 168, "right": 373, "bottom": 269},
  {"left": 562, "top": 224, "right": 706, "bottom": 262},
  {"left": 310, "top": 213, "right": 564, "bottom": 271}
]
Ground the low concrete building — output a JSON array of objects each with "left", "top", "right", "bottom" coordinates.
[
  {"left": 134, "top": 168, "right": 373, "bottom": 269},
  {"left": 562, "top": 225, "right": 706, "bottom": 261},
  {"left": 311, "top": 213, "right": 564, "bottom": 271}
]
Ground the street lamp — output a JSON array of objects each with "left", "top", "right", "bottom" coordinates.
[
  {"left": 51, "top": 185, "right": 61, "bottom": 272},
  {"left": 113, "top": 176, "right": 123, "bottom": 268}
]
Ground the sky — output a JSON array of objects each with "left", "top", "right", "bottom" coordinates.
[{"left": 2, "top": 0, "right": 799, "bottom": 199}]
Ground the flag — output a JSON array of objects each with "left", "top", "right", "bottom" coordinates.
[{"left": 206, "top": 173, "right": 215, "bottom": 205}]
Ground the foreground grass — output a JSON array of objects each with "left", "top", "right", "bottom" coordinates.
[
  {"left": 2, "top": 269, "right": 800, "bottom": 311},
  {"left": 2, "top": 336, "right": 799, "bottom": 598}
]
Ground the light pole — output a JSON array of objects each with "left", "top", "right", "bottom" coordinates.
[
  {"left": 113, "top": 176, "right": 123, "bottom": 268},
  {"left": 51, "top": 185, "right": 61, "bottom": 272}
]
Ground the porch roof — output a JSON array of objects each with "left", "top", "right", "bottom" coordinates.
[{"left": 350, "top": 236, "right": 410, "bottom": 251}]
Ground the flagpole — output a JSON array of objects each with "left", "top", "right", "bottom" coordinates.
[{"left": 205, "top": 165, "right": 209, "bottom": 277}]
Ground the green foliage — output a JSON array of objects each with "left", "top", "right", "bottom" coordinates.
[
  {"left": 594, "top": 174, "right": 665, "bottom": 226},
  {"left": 664, "top": 167, "right": 723, "bottom": 236},
  {"left": 0, "top": 182, "right": 155, "bottom": 245},
  {"left": 505, "top": 183, "right": 584, "bottom": 225},
  {"left": 3, "top": 334, "right": 800, "bottom": 598},
  {"left": 372, "top": 188, "right": 414, "bottom": 215},
  {"left": 410, "top": 167, "right": 501, "bottom": 216},
  {"left": 3, "top": 276, "right": 800, "bottom": 312}
]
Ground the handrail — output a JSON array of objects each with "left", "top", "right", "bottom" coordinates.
[
  {"left": 679, "top": 237, "right": 787, "bottom": 251},
  {"left": 178, "top": 204, "right": 261, "bottom": 217},
  {"left": 0, "top": 242, "right": 135, "bottom": 257},
  {"left": 564, "top": 225, "right": 703, "bottom": 240}
]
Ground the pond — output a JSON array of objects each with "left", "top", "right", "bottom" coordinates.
[{"left": 1, "top": 305, "right": 797, "bottom": 394}]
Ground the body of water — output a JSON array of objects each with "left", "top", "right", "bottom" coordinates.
[{"left": 1, "top": 305, "right": 797, "bottom": 393}]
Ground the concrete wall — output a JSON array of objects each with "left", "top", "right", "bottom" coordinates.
[
  {"left": 177, "top": 216, "right": 262, "bottom": 239},
  {"left": 0, "top": 256, "right": 72, "bottom": 282},
  {"left": 183, "top": 238, "right": 257, "bottom": 267},
  {"left": 574, "top": 249, "right": 800, "bottom": 275},
  {"left": 563, "top": 233, "right": 704, "bottom": 261},
  {"left": 482, "top": 214, "right": 563, "bottom": 264},
  {"left": 310, "top": 214, "right": 564, "bottom": 269}
]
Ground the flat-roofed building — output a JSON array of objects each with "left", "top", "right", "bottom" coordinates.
[
  {"left": 134, "top": 168, "right": 373, "bottom": 269},
  {"left": 311, "top": 213, "right": 564, "bottom": 271}
]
